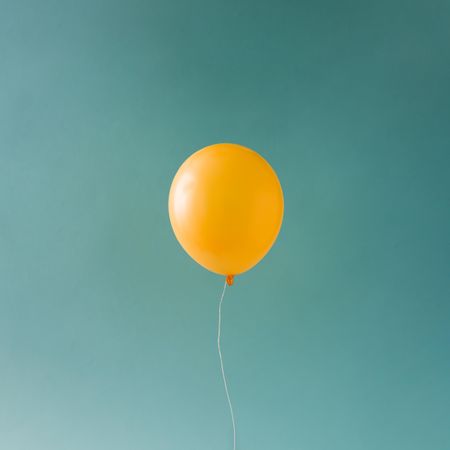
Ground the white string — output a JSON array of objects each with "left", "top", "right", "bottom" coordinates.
[{"left": 217, "top": 280, "right": 236, "bottom": 450}]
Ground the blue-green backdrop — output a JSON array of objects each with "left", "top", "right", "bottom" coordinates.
[{"left": 1, "top": 0, "right": 449, "bottom": 449}]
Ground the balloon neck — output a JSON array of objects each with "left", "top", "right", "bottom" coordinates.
[{"left": 226, "top": 275, "right": 234, "bottom": 286}]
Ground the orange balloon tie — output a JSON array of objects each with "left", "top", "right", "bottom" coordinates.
[{"left": 226, "top": 275, "right": 234, "bottom": 286}]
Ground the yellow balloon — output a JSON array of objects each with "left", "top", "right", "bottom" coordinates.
[{"left": 168, "top": 143, "right": 284, "bottom": 281}]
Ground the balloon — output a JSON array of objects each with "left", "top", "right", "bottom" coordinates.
[{"left": 168, "top": 143, "right": 284, "bottom": 281}]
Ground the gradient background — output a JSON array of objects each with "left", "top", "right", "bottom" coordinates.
[{"left": 1, "top": 0, "right": 449, "bottom": 449}]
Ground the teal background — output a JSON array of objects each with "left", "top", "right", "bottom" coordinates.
[{"left": 1, "top": 0, "right": 449, "bottom": 449}]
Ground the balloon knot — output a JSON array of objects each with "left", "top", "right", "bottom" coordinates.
[{"left": 226, "top": 275, "right": 234, "bottom": 286}]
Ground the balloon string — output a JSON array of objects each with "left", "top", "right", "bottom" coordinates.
[{"left": 217, "top": 280, "right": 236, "bottom": 450}]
